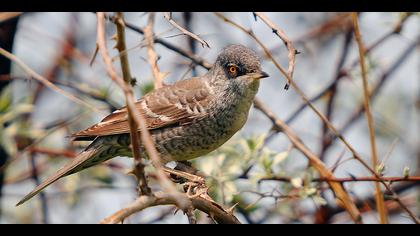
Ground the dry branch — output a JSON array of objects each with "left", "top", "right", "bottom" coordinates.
[
  {"left": 253, "top": 12, "right": 297, "bottom": 89},
  {"left": 163, "top": 12, "right": 210, "bottom": 48},
  {"left": 260, "top": 176, "right": 420, "bottom": 183},
  {"left": 145, "top": 13, "right": 166, "bottom": 89},
  {"left": 113, "top": 12, "right": 152, "bottom": 196},
  {"left": 352, "top": 12, "right": 388, "bottom": 224},
  {"left": 103, "top": 13, "right": 213, "bottom": 69},
  {"left": 99, "top": 12, "right": 191, "bottom": 206},
  {"left": 100, "top": 191, "right": 240, "bottom": 224}
]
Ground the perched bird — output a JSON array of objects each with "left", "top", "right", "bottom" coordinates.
[{"left": 17, "top": 44, "right": 269, "bottom": 206}]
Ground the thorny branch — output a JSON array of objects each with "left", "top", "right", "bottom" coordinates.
[
  {"left": 96, "top": 12, "right": 151, "bottom": 196},
  {"left": 163, "top": 12, "right": 210, "bottom": 48},
  {"left": 253, "top": 12, "right": 298, "bottom": 89},
  {"left": 112, "top": 12, "right": 152, "bottom": 196},
  {"left": 100, "top": 191, "right": 240, "bottom": 224},
  {"left": 145, "top": 13, "right": 166, "bottom": 89}
]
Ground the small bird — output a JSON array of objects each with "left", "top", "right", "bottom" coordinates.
[{"left": 17, "top": 44, "right": 269, "bottom": 206}]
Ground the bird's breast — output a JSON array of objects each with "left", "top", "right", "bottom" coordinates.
[{"left": 152, "top": 82, "right": 259, "bottom": 162}]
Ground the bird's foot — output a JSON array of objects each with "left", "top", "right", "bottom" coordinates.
[
  {"left": 163, "top": 166, "right": 205, "bottom": 184},
  {"left": 165, "top": 161, "right": 206, "bottom": 184}
]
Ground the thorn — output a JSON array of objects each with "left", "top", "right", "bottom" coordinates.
[
  {"left": 252, "top": 12, "right": 257, "bottom": 21},
  {"left": 348, "top": 173, "right": 357, "bottom": 181},
  {"left": 226, "top": 202, "right": 239, "bottom": 214},
  {"left": 89, "top": 44, "right": 99, "bottom": 67},
  {"left": 284, "top": 83, "right": 290, "bottom": 90},
  {"left": 173, "top": 208, "right": 180, "bottom": 215},
  {"left": 130, "top": 77, "right": 137, "bottom": 86},
  {"left": 126, "top": 168, "right": 135, "bottom": 176}
]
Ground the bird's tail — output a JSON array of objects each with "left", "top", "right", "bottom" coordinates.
[{"left": 16, "top": 139, "right": 110, "bottom": 206}]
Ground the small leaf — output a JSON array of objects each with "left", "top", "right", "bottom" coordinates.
[
  {"left": 291, "top": 177, "right": 303, "bottom": 188},
  {"left": 376, "top": 163, "right": 386, "bottom": 176},
  {"left": 313, "top": 196, "right": 328, "bottom": 206},
  {"left": 139, "top": 81, "right": 155, "bottom": 95},
  {"left": 402, "top": 167, "right": 410, "bottom": 178},
  {"left": 305, "top": 187, "right": 317, "bottom": 196},
  {"left": 272, "top": 151, "right": 288, "bottom": 166},
  {"left": 0, "top": 85, "right": 12, "bottom": 112}
]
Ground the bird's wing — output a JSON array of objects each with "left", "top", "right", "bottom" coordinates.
[{"left": 71, "top": 78, "right": 213, "bottom": 140}]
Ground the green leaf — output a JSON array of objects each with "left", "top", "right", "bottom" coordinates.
[
  {"left": 139, "top": 81, "right": 155, "bottom": 95},
  {"left": 0, "top": 104, "right": 33, "bottom": 124},
  {"left": 0, "top": 85, "right": 12, "bottom": 113}
]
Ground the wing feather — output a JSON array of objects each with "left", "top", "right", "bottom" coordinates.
[{"left": 71, "top": 78, "right": 212, "bottom": 140}]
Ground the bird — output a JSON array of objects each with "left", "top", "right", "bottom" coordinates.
[{"left": 16, "top": 44, "right": 269, "bottom": 206}]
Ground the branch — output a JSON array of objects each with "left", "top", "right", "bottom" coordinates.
[
  {"left": 0, "top": 12, "right": 23, "bottom": 24},
  {"left": 163, "top": 12, "right": 210, "bottom": 48},
  {"left": 100, "top": 191, "right": 240, "bottom": 224},
  {"left": 112, "top": 12, "right": 151, "bottom": 196},
  {"left": 259, "top": 176, "right": 420, "bottom": 183},
  {"left": 352, "top": 12, "right": 388, "bottom": 224},
  {"left": 103, "top": 13, "right": 212, "bottom": 70},
  {"left": 145, "top": 13, "right": 166, "bottom": 89},
  {"left": 253, "top": 12, "right": 297, "bottom": 89}
]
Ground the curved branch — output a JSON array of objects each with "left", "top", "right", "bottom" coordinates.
[{"left": 100, "top": 192, "right": 240, "bottom": 224}]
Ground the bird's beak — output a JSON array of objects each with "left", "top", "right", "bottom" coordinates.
[{"left": 253, "top": 71, "right": 270, "bottom": 80}]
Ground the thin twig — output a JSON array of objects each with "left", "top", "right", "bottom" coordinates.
[
  {"left": 113, "top": 12, "right": 151, "bottom": 196},
  {"left": 259, "top": 176, "right": 420, "bottom": 183},
  {"left": 102, "top": 13, "right": 212, "bottom": 70},
  {"left": 29, "top": 153, "right": 49, "bottom": 224},
  {"left": 163, "top": 12, "right": 210, "bottom": 48},
  {"left": 253, "top": 12, "right": 297, "bottom": 89},
  {"left": 96, "top": 12, "right": 151, "bottom": 196},
  {"left": 0, "top": 47, "right": 99, "bottom": 112},
  {"left": 145, "top": 13, "right": 166, "bottom": 89},
  {"left": 0, "top": 12, "right": 23, "bottom": 23},
  {"left": 319, "top": 28, "right": 353, "bottom": 160},
  {"left": 352, "top": 12, "right": 388, "bottom": 224}
]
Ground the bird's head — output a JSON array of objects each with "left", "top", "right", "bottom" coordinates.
[{"left": 212, "top": 44, "right": 269, "bottom": 85}]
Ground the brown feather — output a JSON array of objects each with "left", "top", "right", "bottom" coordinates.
[{"left": 71, "top": 78, "right": 212, "bottom": 140}]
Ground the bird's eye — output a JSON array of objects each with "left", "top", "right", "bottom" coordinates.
[{"left": 227, "top": 65, "right": 238, "bottom": 77}]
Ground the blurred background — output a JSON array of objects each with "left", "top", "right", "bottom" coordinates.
[{"left": 0, "top": 12, "right": 419, "bottom": 223}]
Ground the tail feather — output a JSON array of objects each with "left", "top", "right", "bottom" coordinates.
[{"left": 16, "top": 146, "right": 101, "bottom": 206}]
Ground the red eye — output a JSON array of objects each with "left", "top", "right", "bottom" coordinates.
[{"left": 228, "top": 65, "right": 237, "bottom": 75}]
